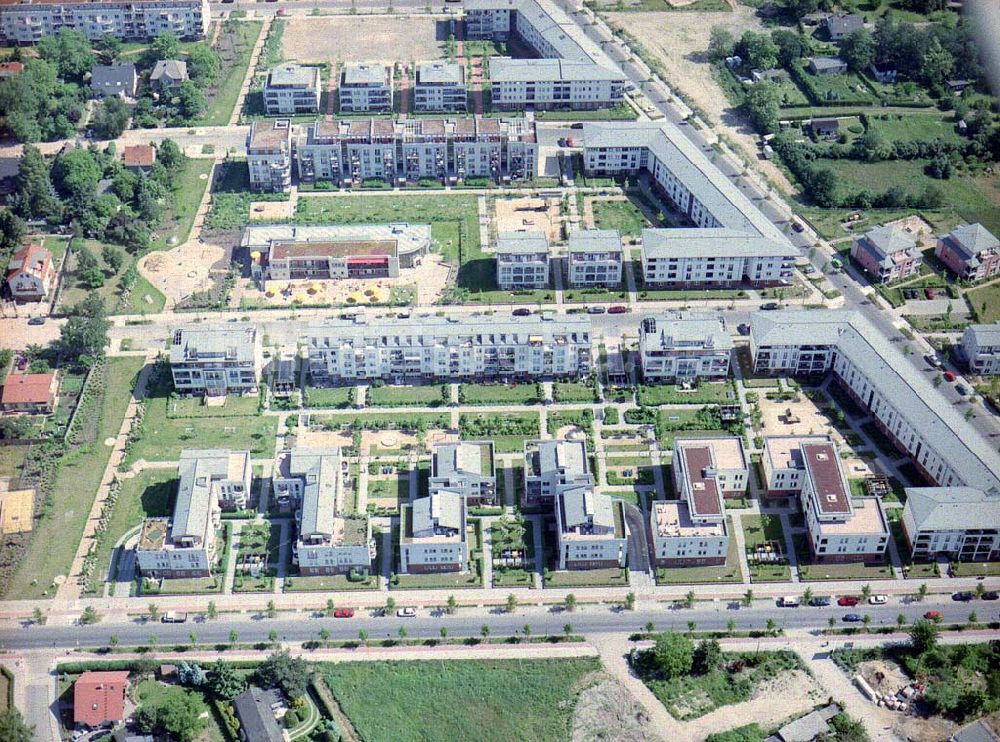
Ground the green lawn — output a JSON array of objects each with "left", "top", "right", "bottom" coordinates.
[
  {"left": 656, "top": 516, "right": 744, "bottom": 584},
  {"left": 551, "top": 381, "right": 599, "bottom": 403},
  {"left": 654, "top": 408, "right": 729, "bottom": 448},
  {"left": 168, "top": 395, "right": 260, "bottom": 417},
  {"left": 591, "top": 198, "right": 651, "bottom": 237},
  {"left": 5, "top": 358, "right": 144, "bottom": 600},
  {"left": 319, "top": 658, "right": 601, "bottom": 742},
  {"left": 149, "top": 158, "right": 215, "bottom": 251},
  {"left": 392, "top": 567, "right": 483, "bottom": 589},
  {"left": 0, "top": 446, "right": 27, "bottom": 481},
  {"left": 792, "top": 61, "right": 874, "bottom": 105},
  {"left": 368, "top": 384, "right": 447, "bottom": 407},
  {"left": 966, "top": 282, "right": 1000, "bottom": 324},
  {"left": 866, "top": 113, "right": 964, "bottom": 144},
  {"left": 533, "top": 105, "right": 637, "bottom": 120},
  {"left": 950, "top": 561, "right": 1000, "bottom": 577},
  {"left": 57, "top": 240, "right": 166, "bottom": 316},
  {"left": 793, "top": 534, "right": 894, "bottom": 581},
  {"left": 742, "top": 513, "right": 792, "bottom": 582},
  {"left": 134, "top": 679, "right": 224, "bottom": 742},
  {"left": 637, "top": 382, "right": 735, "bottom": 406},
  {"left": 303, "top": 385, "right": 353, "bottom": 409},
  {"left": 544, "top": 567, "right": 628, "bottom": 588},
  {"left": 284, "top": 573, "right": 377, "bottom": 591},
  {"left": 459, "top": 383, "right": 542, "bottom": 405},
  {"left": 193, "top": 20, "right": 264, "bottom": 126},
  {"left": 367, "top": 475, "right": 410, "bottom": 511}
]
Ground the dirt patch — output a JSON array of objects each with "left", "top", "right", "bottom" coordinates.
[
  {"left": 138, "top": 239, "right": 228, "bottom": 308},
  {"left": 572, "top": 677, "right": 656, "bottom": 742},
  {"left": 296, "top": 428, "right": 354, "bottom": 450},
  {"left": 249, "top": 200, "right": 295, "bottom": 221},
  {"left": 883, "top": 215, "right": 936, "bottom": 248},
  {"left": 282, "top": 16, "right": 444, "bottom": 64},
  {"left": 758, "top": 393, "right": 854, "bottom": 452},
  {"left": 554, "top": 424, "right": 588, "bottom": 441},
  {"left": 494, "top": 196, "right": 563, "bottom": 244},
  {"left": 897, "top": 715, "right": 960, "bottom": 742},
  {"left": 604, "top": 7, "right": 793, "bottom": 193},
  {"left": 858, "top": 659, "right": 910, "bottom": 697}
]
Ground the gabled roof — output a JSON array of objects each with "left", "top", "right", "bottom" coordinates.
[
  {"left": 6, "top": 242, "right": 52, "bottom": 280},
  {"left": 123, "top": 144, "right": 155, "bottom": 168},
  {"left": 232, "top": 687, "right": 283, "bottom": 742},
  {"left": 642, "top": 228, "right": 797, "bottom": 259},
  {"left": 1, "top": 373, "right": 54, "bottom": 406},
  {"left": 151, "top": 59, "right": 188, "bottom": 82},
  {"left": 74, "top": 671, "right": 129, "bottom": 727},
  {"left": 904, "top": 487, "right": 1000, "bottom": 532},
  {"left": 568, "top": 229, "right": 622, "bottom": 254},
  {"left": 824, "top": 13, "right": 864, "bottom": 34},
  {"left": 809, "top": 56, "right": 847, "bottom": 71},
  {"left": 288, "top": 447, "right": 340, "bottom": 537},
  {"left": 90, "top": 62, "right": 136, "bottom": 91}
]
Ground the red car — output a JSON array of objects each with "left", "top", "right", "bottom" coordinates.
[
  {"left": 608, "top": 305, "right": 628, "bottom": 314},
  {"left": 837, "top": 596, "right": 859, "bottom": 607},
  {"left": 924, "top": 287, "right": 936, "bottom": 299},
  {"left": 943, "top": 371, "right": 956, "bottom": 382},
  {"left": 924, "top": 610, "right": 942, "bottom": 621},
  {"left": 333, "top": 608, "right": 354, "bottom": 618}
]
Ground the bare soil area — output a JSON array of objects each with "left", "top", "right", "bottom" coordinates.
[
  {"left": 138, "top": 240, "right": 228, "bottom": 308},
  {"left": 572, "top": 677, "right": 657, "bottom": 742},
  {"left": 604, "top": 7, "right": 793, "bottom": 192},
  {"left": 282, "top": 16, "right": 444, "bottom": 64},
  {"left": 758, "top": 393, "right": 853, "bottom": 450},
  {"left": 494, "top": 196, "right": 563, "bottom": 244},
  {"left": 884, "top": 215, "right": 936, "bottom": 248}
]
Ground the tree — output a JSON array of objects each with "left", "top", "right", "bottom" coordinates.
[
  {"left": 921, "top": 37, "right": 954, "bottom": 89},
  {"left": 359, "top": 629, "right": 369, "bottom": 644},
  {"left": 256, "top": 651, "right": 311, "bottom": 701},
  {"left": 505, "top": 594, "right": 518, "bottom": 614},
  {"left": 624, "top": 592, "right": 636, "bottom": 611},
  {"left": 266, "top": 599, "right": 277, "bottom": 619},
  {"left": 385, "top": 596, "right": 396, "bottom": 614},
  {"left": 80, "top": 193, "right": 121, "bottom": 239},
  {"left": 398, "top": 626, "right": 408, "bottom": 640},
  {"left": 897, "top": 613, "right": 907, "bottom": 627},
  {"left": 803, "top": 587, "right": 813, "bottom": 604},
  {"left": 189, "top": 632, "right": 199, "bottom": 646},
  {"left": 438, "top": 627, "right": 447, "bottom": 639},
  {"left": 109, "top": 635, "right": 119, "bottom": 649},
  {"left": 927, "top": 153, "right": 953, "bottom": 179},
  {"left": 653, "top": 632, "right": 694, "bottom": 679},
  {"left": 727, "top": 618, "right": 736, "bottom": 635},
  {"left": 862, "top": 614, "right": 872, "bottom": 631},
  {"left": 206, "top": 601, "right": 218, "bottom": 620},
  {"left": 909, "top": 619, "right": 939, "bottom": 654},
  {"left": 228, "top": 629, "right": 239, "bottom": 645},
  {"left": 766, "top": 618, "right": 777, "bottom": 635},
  {"left": 15, "top": 145, "right": 59, "bottom": 220},
  {"left": 829, "top": 616, "right": 837, "bottom": 628},
  {"left": 744, "top": 81, "right": 781, "bottom": 135},
  {"left": 318, "top": 628, "right": 330, "bottom": 642},
  {"left": 32, "top": 606, "right": 45, "bottom": 625},
  {"left": 522, "top": 624, "right": 531, "bottom": 637},
  {"left": 207, "top": 661, "right": 246, "bottom": 700},
  {"left": 149, "top": 33, "right": 182, "bottom": 63},
  {"left": 0, "top": 210, "right": 27, "bottom": 253},
  {"left": 743, "top": 589, "right": 754, "bottom": 607},
  {"left": 840, "top": 28, "right": 876, "bottom": 72},
  {"left": 186, "top": 44, "right": 220, "bottom": 85},
  {"left": 0, "top": 708, "right": 35, "bottom": 742},
  {"left": 687, "top": 620, "right": 697, "bottom": 634},
  {"left": 136, "top": 688, "right": 206, "bottom": 742},
  {"left": 80, "top": 606, "right": 99, "bottom": 625},
  {"left": 807, "top": 167, "right": 839, "bottom": 208},
  {"left": 481, "top": 624, "right": 491, "bottom": 638},
  {"left": 102, "top": 244, "right": 125, "bottom": 274},
  {"left": 693, "top": 638, "right": 722, "bottom": 675},
  {"left": 564, "top": 593, "right": 577, "bottom": 612},
  {"left": 51, "top": 148, "right": 101, "bottom": 201},
  {"left": 563, "top": 623, "right": 573, "bottom": 637},
  {"left": 684, "top": 590, "right": 696, "bottom": 609},
  {"left": 92, "top": 96, "right": 130, "bottom": 140},
  {"left": 771, "top": 29, "right": 809, "bottom": 67},
  {"left": 158, "top": 138, "right": 183, "bottom": 170},
  {"left": 737, "top": 32, "right": 779, "bottom": 70},
  {"left": 777, "top": 0, "right": 819, "bottom": 18},
  {"left": 94, "top": 34, "right": 122, "bottom": 64},
  {"left": 855, "top": 129, "right": 893, "bottom": 162},
  {"left": 37, "top": 28, "right": 95, "bottom": 81},
  {"left": 707, "top": 26, "right": 735, "bottom": 63},
  {"left": 176, "top": 80, "right": 206, "bottom": 120},
  {"left": 177, "top": 662, "right": 207, "bottom": 687},
  {"left": 446, "top": 595, "right": 457, "bottom": 615},
  {"left": 861, "top": 584, "right": 872, "bottom": 600},
  {"left": 917, "top": 583, "right": 929, "bottom": 602}
]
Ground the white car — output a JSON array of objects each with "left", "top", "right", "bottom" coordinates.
[
  {"left": 396, "top": 607, "right": 416, "bottom": 618},
  {"left": 868, "top": 595, "right": 888, "bottom": 605}
]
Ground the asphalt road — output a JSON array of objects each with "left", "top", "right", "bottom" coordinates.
[{"left": 2, "top": 599, "right": 993, "bottom": 651}]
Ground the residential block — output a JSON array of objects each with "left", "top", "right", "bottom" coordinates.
[
  {"left": 638, "top": 313, "right": 733, "bottom": 383},
  {"left": 496, "top": 231, "right": 550, "bottom": 290},
  {"left": 169, "top": 325, "right": 263, "bottom": 397}
]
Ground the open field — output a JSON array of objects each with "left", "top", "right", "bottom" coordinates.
[
  {"left": 149, "top": 158, "right": 216, "bottom": 251},
  {"left": 368, "top": 385, "right": 446, "bottom": 407},
  {"left": 459, "top": 383, "right": 542, "bottom": 406},
  {"left": 58, "top": 240, "right": 166, "bottom": 316},
  {"left": 0, "top": 446, "right": 27, "bottom": 482},
  {"left": 590, "top": 197, "right": 651, "bottom": 237},
  {"left": 194, "top": 20, "right": 263, "bottom": 126},
  {"left": 966, "top": 282, "right": 1000, "bottom": 324},
  {"left": 866, "top": 113, "right": 964, "bottom": 144},
  {"left": 282, "top": 16, "right": 443, "bottom": 63},
  {"left": 4, "top": 358, "right": 144, "bottom": 600},
  {"left": 318, "top": 658, "right": 601, "bottom": 742}
]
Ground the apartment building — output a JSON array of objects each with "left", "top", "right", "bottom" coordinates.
[
  {"left": 272, "top": 448, "right": 374, "bottom": 576},
  {"left": 399, "top": 492, "right": 469, "bottom": 573},
  {"left": 339, "top": 64, "right": 392, "bottom": 113},
  {"left": 567, "top": 229, "right": 623, "bottom": 288},
  {"left": 465, "top": 0, "right": 625, "bottom": 110},
  {"left": 243, "top": 223, "right": 432, "bottom": 287},
  {"left": 414, "top": 62, "right": 467, "bottom": 112},
  {"left": 638, "top": 313, "right": 733, "bottom": 383},
  {"left": 0, "top": 0, "right": 210, "bottom": 44},
  {"left": 170, "top": 326, "right": 262, "bottom": 396},
  {"left": 674, "top": 437, "right": 748, "bottom": 500},
  {"left": 850, "top": 225, "right": 921, "bottom": 284},
  {"left": 641, "top": 229, "right": 796, "bottom": 288},
  {"left": 136, "top": 450, "right": 251, "bottom": 578},
  {"left": 762, "top": 434, "right": 829, "bottom": 498},
  {"left": 296, "top": 117, "right": 537, "bottom": 186},
  {"left": 962, "top": 323, "right": 1000, "bottom": 376},
  {"left": 797, "top": 438, "right": 889, "bottom": 563},
  {"left": 750, "top": 310, "right": 1000, "bottom": 493},
  {"left": 489, "top": 58, "right": 625, "bottom": 111},
  {"left": 523, "top": 438, "right": 592, "bottom": 506},
  {"left": 935, "top": 223, "right": 1000, "bottom": 283},
  {"left": 429, "top": 441, "right": 497, "bottom": 507},
  {"left": 555, "top": 485, "right": 626, "bottom": 570},
  {"left": 246, "top": 119, "right": 292, "bottom": 193},
  {"left": 496, "top": 231, "right": 550, "bottom": 290},
  {"left": 264, "top": 64, "right": 321, "bottom": 115},
  {"left": 901, "top": 487, "right": 1000, "bottom": 563},
  {"left": 306, "top": 315, "right": 591, "bottom": 383}
]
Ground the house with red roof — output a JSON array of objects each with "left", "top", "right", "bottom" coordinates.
[
  {"left": 5, "top": 242, "right": 55, "bottom": 302},
  {"left": 123, "top": 145, "right": 156, "bottom": 173},
  {"left": 73, "top": 670, "right": 130, "bottom": 728},
  {"left": 0, "top": 372, "right": 57, "bottom": 414},
  {"left": 0, "top": 62, "right": 24, "bottom": 79}
]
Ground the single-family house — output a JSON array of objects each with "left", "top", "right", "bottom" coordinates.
[
  {"left": 232, "top": 687, "right": 283, "bottom": 742},
  {"left": 868, "top": 62, "right": 897, "bottom": 83},
  {"left": 90, "top": 62, "right": 137, "bottom": 98},
  {"left": 946, "top": 79, "right": 973, "bottom": 94},
  {"left": 73, "top": 671, "right": 129, "bottom": 728},
  {"left": 5, "top": 241, "right": 56, "bottom": 302},
  {"left": 0, "top": 372, "right": 57, "bottom": 414},
  {"left": 824, "top": 13, "right": 864, "bottom": 41},
  {"left": 123, "top": 144, "right": 156, "bottom": 173},
  {"left": 809, "top": 117, "right": 840, "bottom": 138},
  {"left": 150, "top": 59, "right": 188, "bottom": 93},
  {"left": 808, "top": 56, "right": 848, "bottom": 76}
]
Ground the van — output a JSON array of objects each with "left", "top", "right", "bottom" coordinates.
[
  {"left": 161, "top": 611, "right": 187, "bottom": 623},
  {"left": 779, "top": 596, "right": 800, "bottom": 608}
]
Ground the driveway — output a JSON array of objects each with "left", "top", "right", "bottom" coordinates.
[{"left": 621, "top": 501, "right": 650, "bottom": 573}]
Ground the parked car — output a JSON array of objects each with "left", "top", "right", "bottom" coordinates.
[
  {"left": 952, "top": 591, "right": 974, "bottom": 602},
  {"left": 161, "top": 611, "right": 187, "bottom": 623},
  {"left": 558, "top": 137, "right": 567, "bottom": 147},
  {"left": 397, "top": 607, "right": 417, "bottom": 618},
  {"left": 837, "top": 596, "right": 860, "bottom": 607},
  {"left": 333, "top": 608, "right": 355, "bottom": 618},
  {"left": 586, "top": 306, "right": 606, "bottom": 314},
  {"left": 868, "top": 595, "right": 888, "bottom": 605},
  {"left": 842, "top": 613, "right": 863, "bottom": 623},
  {"left": 809, "top": 596, "right": 832, "bottom": 607},
  {"left": 924, "top": 287, "right": 936, "bottom": 299},
  {"left": 760, "top": 302, "right": 779, "bottom": 311},
  {"left": 924, "top": 610, "right": 942, "bottom": 621},
  {"left": 512, "top": 308, "right": 531, "bottom": 316},
  {"left": 955, "top": 383, "right": 969, "bottom": 396},
  {"left": 27, "top": 317, "right": 45, "bottom": 326},
  {"left": 943, "top": 370, "right": 957, "bottom": 382},
  {"left": 778, "top": 596, "right": 801, "bottom": 607},
  {"left": 570, "top": 122, "right": 584, "bottom": 129},
  {"left": 830, "top": 258, "right": 843, "bottom": 270},
  {"left": 565, "top": 137, "right": 574, "bottom": 147},
  {"left": 737, "top": 323, "right": 751, "bottom": 336},
  {"left": 792, "top": 220, "right": 805, "bottom": 233},
  {"left": 924, "top": 353, "right": 942, "bottom": 368},
  {"left": 981, "top": 591, "right": 998, "bottom": 601},
  {"left": 608, "top": 305, "right": 628, "bottom": 314}
]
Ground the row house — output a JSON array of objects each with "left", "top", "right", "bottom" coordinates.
[
  {"left": 523, "top": 438, "right": 591, "bottom": 507},
  {"left": 400, "top": 491, "right": 469, "bottom": 573},
  {"left": 246, "top": 119, "right": 293, "bottom": 193},
  {"left": 749, "top": 310, "right": 1000, "bottom": 494},
  {"left": 338, "top": 64, "right": 392, "bottom": 113},
  {"left": 273, "top": 447, "right": 374, "bottom": 575},
  {"left": 901, "top": 487, "right": 1000, "bottom": 563},
  {"left": 414, "top": 62, "right": 467, "bottom": 113},
  {"left": 136, "top": 449, "right": 251, "bottom": 578},
  {"left": 567, "top": 229, "right": 623, "bottom": 288},
  {"left": 935, "top": 223, "right": 1000, "bottom": 283},
  {"left": 555, "top": 485, "right": 627, "bottom": 570},
  {"left": 306, "top": 315, "right": 591, "bottom": 383},
  {"left": 495, "top": 231, "right": 550, "bottom": 290},
  {"left": 0, "top": 0, "right": 210, "bottom": 44},
  {"left": 638, "top": 313, "right": 733, "bottom": 383},
  {"left": 850, "top": 224, "right": 920, "bottom": 284},
  {"left": 640, "top": 229, "right": 796, "bottom": 288},
  {"left": 429, "top": 441, "right": 497, "bottom": 507},
  {"left": 264, "top": 64, "right": 321, "bottom": 115},
  {"left": 962, "top": 323, "right": 1000, "bottom": 376},
  {"left": 169, "top": 325, "right": 262, "bottom": 397}
]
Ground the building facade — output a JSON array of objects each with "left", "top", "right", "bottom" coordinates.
[
  {"left": 247, "top": 119, "right": 293, "bottom": 193},
  {"left": 850, "top": 225, "right": 921, "bottom": 284},
  {"left": 264, "top": 64, "right": 321, "bottom": 115},
  {"left": 306, "top": 315, "right": 591, "bottom": 383},
  {"left": 523, "top": 438, "right": 592, "bottom": 506},
  {"left": 5, "top": 242, "right": 55, "bottom": 302},
  {"left": 169, "top": 326, "right": 263, "bottom": 396},
  {"left": 429, "top": 441, "right": 497, "bottom": 506},
  {"left": 901, "top": 487, "right": 1000, "bottom": 562},
  {"left": 638, "top": 313, "right": 733, "bottom": 383},
  {"left": 935, "top": 223, "right": 1000, "bottom": 283},
  {"left": 962, "top": 323, "right": 1000, "bottom": 376},
  {"left": 399, "top": 492, "right": 469, "bottom": 573},
  {"left": 555, "top": 486, "right": 627, "bottom": 570},
  {"left": 339, "top": 64, "right": 392, "bottom": 113},
  {"left": 641, "top": 229, "right": 796, "bottom": 288},
  {"left": 674, "top": 437, "right": 748, "bottom": 500},
  {"left": 567, "top": 229, "right": 623, "bottom": 288},
  {"left": 414, "top": 62, "right": 467, "bottom": 112},
  {"left": 495, "top": 231, "right": 550, "bottom": 290}
]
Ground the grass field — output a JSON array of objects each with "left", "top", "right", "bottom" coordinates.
[
  {"left": 0, "top": 446, "right": 27, "bottom": 481},
  {"left": 194, "top": 20, "right": 263, "bottom": 126},
  {"left": 591, "top": 198, "right": 651, "bottom": 237},
  {"left": 866, "top": 113, "right": 964, "bottom": 144},
  {"left": 58, "top": 240, "right": 166, "bottom": 316},
  {"left": 304, "top": 386, "right": 353, "bottom": 409},
  {"left": 544, "top": 567, "right": 628, "bottom": 588},
  {"left": 319, "top": 658, "right": 600, "bottom": 742},
  {"left": 149, "top": 158, "right": 216, "bottom": 251},
  {"left": 637, "top": 382, "right": 735, "bottom": 406},
  {"left": 551, "top": 381, "right": 599, "bottom": 403},
  {"left": 966, "top": 282, "right": 1000, "bottom": 324},
  {"left": 368, "top": 385, "right": 447, "bottom": 407},
  {"left": 458, "top": 383, "right": 541, "bottom": 405},
  {"left": 742, "top": 513, "right": 792, "bottom": 583},
  {"left": 5, "top": 358, "right": 144, "bottom": 600}
]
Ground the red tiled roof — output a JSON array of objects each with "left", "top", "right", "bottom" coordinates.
[
  {"left": 123, "top": 144, "right": 156, "bottom": 167},
  {"left": 1, "top": 373, "right": 54, "bottom": 406},
  {"left": 0, "top": 62, "right": 24, "bottom": 76},
  {"left": 73, "top": 671, "right": 129, "bottom": 727},
  {"left": 6, "top": 242, "right": 52, "bottom": 281}
]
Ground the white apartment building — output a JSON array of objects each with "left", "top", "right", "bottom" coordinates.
[
  {"left": 264, "top": 64, "right": 321, "bottom": 115},
  {"left": 429, "top": 441, "right": 497, "bottom": 506},
  {"left": 674, "top": 437, "right": 748, "bottom": 500},
  {"left": 296, "top": 117, "right": 537, "bottom": 186},
  {"left": 414, "top": 62, "right": 467, "bottom": 112},
  {"left": 797, "top": 438, "right": 889, "bottom": 563},
  {"left": 489, "top": 58, "right": 625, "bottom": 110},
  {"left": 306, "top": 315, "right": 591, "bottom": 383},
  {"left": 400, "top": 492, "right": 469, "bottom": 573},
  {"left": 339, "top": 64, "right": 392, "bottom": 113},
  {"left": 901, "top": 487, "right": 1000, "bottom": 563},
  {"left": 761, "top": 434, "right": 829, "bottom": 498},
  {"left": 246, "top": 119, "right": 292, "bottom": 193},
  {"left": 638, "top": 313, "right": 733, "bottom": 383},
  {"left": 962, "top": 323, "right": 1000, "bottom": 376},
  {"left": 136, "top": 450, "right": 251, "bottom": 578},
  {"left": 567, "top": 230, "right": 623, "bottom": 288},
  {"left": 750, "top": 310, "right": 1000, "bottom": 493},
  {"left": 496, "top": 231, "right": 550, "bottom": 290},
  {"left": 524, "top": 438, "right": 592, "bottom": 506},
  {"left": 555, "top": 485, "right": 627, "bottom": 570},
  {"left": 169, "top": 326, "right": 262, "bottom": 397},
  {"left": 273, "top": 448, "right": 374, "bottom": 576},
  {"left": 641, "top": 229, "right": 796, "bottom": 288},
  {"left": 0, "top": 0, "right": 210, "bottom": 44}
]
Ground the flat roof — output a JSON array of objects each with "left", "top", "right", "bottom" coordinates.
[
  {"left": 680, "top": 445, "right": 723, "bottom": 518},
  {"left": 341, "top": 64, "right": 388, "bottom": 85},
  {"left": 248, "top": 120, "right": 291, "bottom": 151},
  {"left": 764, "top": 435, "right": 831, "bottom": 471},
  {"left": 677, "top": 436, "right": 746, "bottom": 471},
  {"left": 568, "top": 229, "right": 622, "bottom": 254},
  {"left": 267, "top": 64, "right": 319, "bottom": 88},
  {"left": 651, "top": 500, "right": 726, "bottom": 538},
  {"left": 270, "top": 240, "right": 397, "bottom": 259},
  {"left": 496, "top": 231, "right": 549, "bottom": 254},
  {"left": 813, "top": 496, "right": 888, "bottom": 537},
  {"left": 640, "top": 313, "right": 733, "bottom": 352},
  {"left": 802, "top": 441, "right": 851, "bottom": 516},
  {"left": 244, "top": 224, "right": 432, "bottom": 257},
  {"left": 416, "top": 62, "right": 464, "bottom": 85}
]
